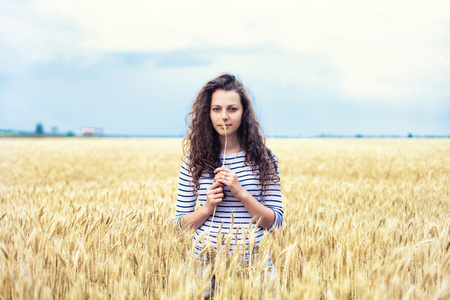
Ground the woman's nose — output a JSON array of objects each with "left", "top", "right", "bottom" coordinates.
[{"left": 221, "top": 111, "right": 229, "bottom": 120}]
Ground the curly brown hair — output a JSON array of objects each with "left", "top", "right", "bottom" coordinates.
[{"left": 183, "top": 73, "right": 279, "bottom": 195}]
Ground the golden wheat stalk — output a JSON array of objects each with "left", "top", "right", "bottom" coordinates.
[
  {"left": 219, "top": 115, "right": 227, "bottom": 166},
  {"left": 206, "top": 115, "right": 227, "bottom": 250}
]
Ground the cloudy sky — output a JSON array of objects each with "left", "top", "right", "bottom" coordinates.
[{"left": 0, "top": 0, "right": 449, "bottom": 137}]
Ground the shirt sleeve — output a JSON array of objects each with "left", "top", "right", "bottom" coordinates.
[
  {"left": 174, "top": 157, "right": 197, "bottom": 230},
  {"left": 262, "top": 154, "right": 284, "bottom": 230}
]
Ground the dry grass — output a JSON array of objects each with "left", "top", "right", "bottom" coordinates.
[{"left": 0, "top": 138, "right": 449, "bottom": 299}]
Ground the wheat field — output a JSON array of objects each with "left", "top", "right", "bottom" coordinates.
[{"left": 0, "top": 138, "right": 449, "bottom": 299}]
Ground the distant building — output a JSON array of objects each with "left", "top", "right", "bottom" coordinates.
[{"left": 80, "top": 127, "right": 103, "bottom": 136}]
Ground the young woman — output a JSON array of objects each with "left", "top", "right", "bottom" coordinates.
[{"left": 175, "top": 73, "right": 283, "bottom": 294}]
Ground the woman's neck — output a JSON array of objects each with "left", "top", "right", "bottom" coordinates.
[{"left": 219, "top": 134, "right": 241, "bottom": 154}]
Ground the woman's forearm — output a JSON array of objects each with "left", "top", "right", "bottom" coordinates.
[
  {"left": 180, "top": 205, "right": 213, "bottom": 230},
  {"left": 180, "top": 190, "right": 275, "bottom": 230},
  {"left": 238, "top": 190, "right": 275, "bottom": 229}
]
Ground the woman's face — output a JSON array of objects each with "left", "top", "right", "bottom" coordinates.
[{"left": 210, "top": 89, "right": 243, "bottom": 139}]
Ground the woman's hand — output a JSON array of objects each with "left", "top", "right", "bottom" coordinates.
[
  {"left": 214, "top": 166, "right": 275, "bottom": 230},
  {"left": 205, "top": 181, "right": 224, "bottom": 213},
  {"left": 214, "top": 166, "right": 246, "bottom": 199}
]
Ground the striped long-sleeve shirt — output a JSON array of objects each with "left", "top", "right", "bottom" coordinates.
[{"left": 175, "top": 150, "right": 283, "bottom": 258}]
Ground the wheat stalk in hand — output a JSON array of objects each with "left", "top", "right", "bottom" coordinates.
[
  {"left": 208, "top": 115, "right": 227, "bottom": 245},
  {"left": 219, "top": 115, "right": 227, "bottom": 165}
]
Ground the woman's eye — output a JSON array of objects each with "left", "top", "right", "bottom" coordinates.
[
  {"left": 229, "top": 108, "right": 237, "bottom": 112},
  {"left": 212, "top": 108, "right": 220, "bottom": 112}
]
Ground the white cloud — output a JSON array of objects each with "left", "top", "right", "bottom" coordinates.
[
  {"left": 0, "top": 1, "right": 83, "bottom": 64},
  {"left": 1, "top": 0, "right": 449, "bottom": 100}
]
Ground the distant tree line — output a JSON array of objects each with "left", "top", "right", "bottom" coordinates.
[{"left": 34, "top": 122, "right": 74, "bottom": 136}]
